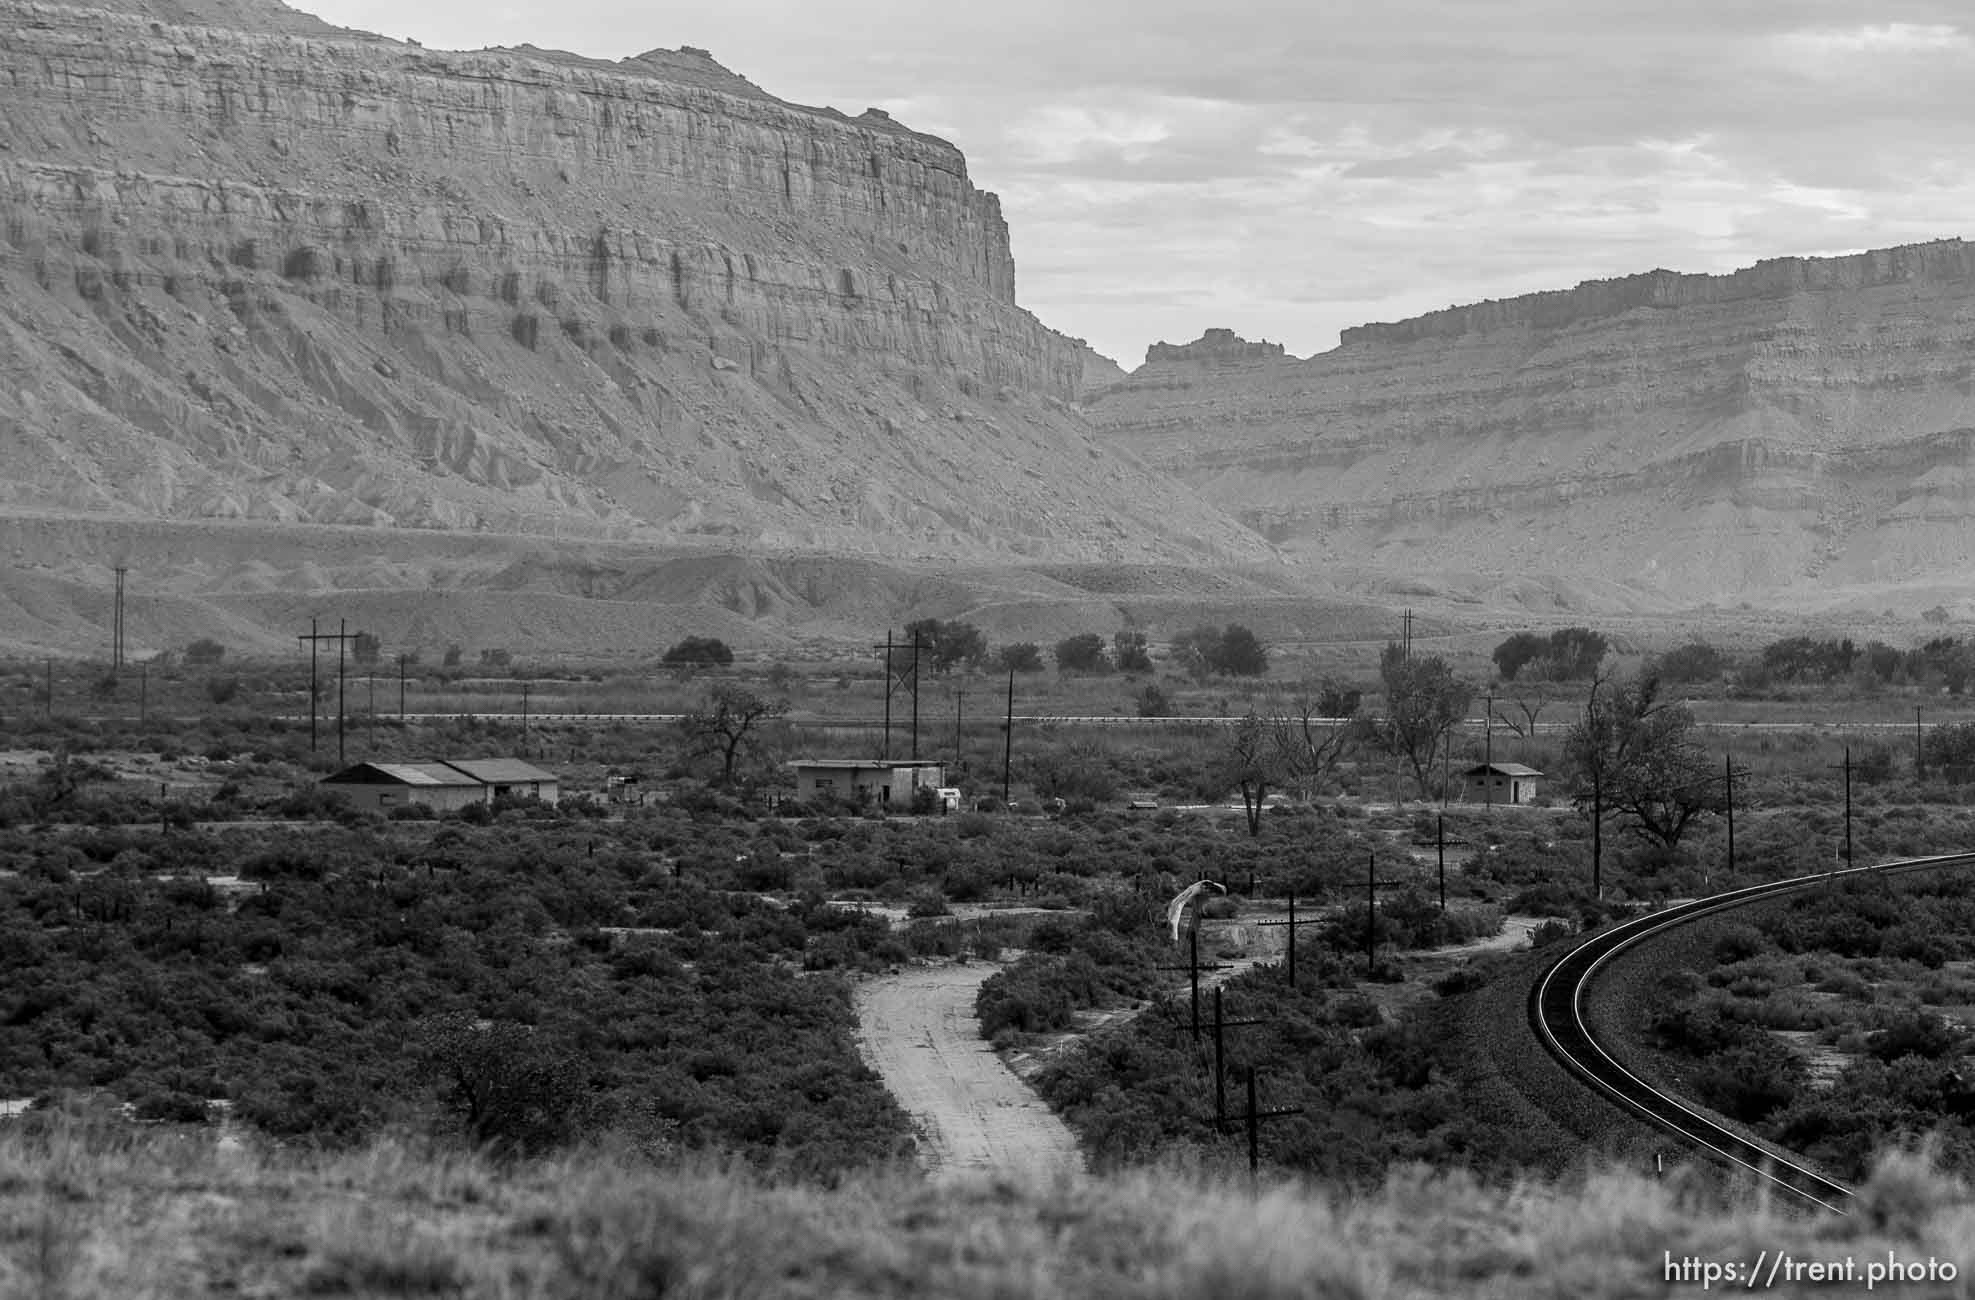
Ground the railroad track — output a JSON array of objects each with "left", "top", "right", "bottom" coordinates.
[{"left": 1531, "top": 850, "right": 1975, "bottom": 1215}]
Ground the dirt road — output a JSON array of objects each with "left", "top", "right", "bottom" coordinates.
[{"left": 855, "top": 962, "right": 1083, "bottom": 1184}]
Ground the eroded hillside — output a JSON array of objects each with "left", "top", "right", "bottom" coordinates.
[
  {"left": 0, "top": 0, "right": 1257, "bottom": 566},
  {"left": 1087, "top": 243, "right": 1975, "bottom": 614}
]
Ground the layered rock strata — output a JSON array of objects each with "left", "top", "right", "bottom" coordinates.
[
  {"left": 1088, "top": 242, "right": 1975, "bottom": 608},
  {"left": 0, "top": 0, "right": 1251, "bottom": 562}
]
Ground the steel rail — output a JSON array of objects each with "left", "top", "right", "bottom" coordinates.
[{"left": 1531, "top": 850, "right": 1975, "bottom": 1214}]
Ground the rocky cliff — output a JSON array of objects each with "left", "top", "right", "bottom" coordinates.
[
  {"left": 1087, "top": 241, "right": 1975, "bottom": 612},
  {"left": 0, "top": 0, "right": 1257, "bottom": 566}
]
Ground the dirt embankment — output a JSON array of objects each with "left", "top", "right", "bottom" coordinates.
[{"left": 854, "top": 962, "right": 1083, "bottom": 1184}]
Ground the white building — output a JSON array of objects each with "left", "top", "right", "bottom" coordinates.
[
  {"left": 788, "top": 758, "right": 945, "bottom": 808},
  {"left": 1461, "top": 762, "right": 1544, "bottom": 805}
]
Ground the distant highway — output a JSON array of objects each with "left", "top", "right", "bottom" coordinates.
[{"left": 1532, "top": 849, "right": 1975, "bottom": 1215}]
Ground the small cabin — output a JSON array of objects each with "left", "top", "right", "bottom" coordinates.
[
  {"left": 1461, "top": 762, "right": 1544, "bottom": 805},
  {"left": 788, "top": 759, "right": 945, "bottom": 808}
]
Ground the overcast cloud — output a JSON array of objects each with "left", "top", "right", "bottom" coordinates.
[{"left": 304, "top": 0, "right": 1975, "bottom": 367}]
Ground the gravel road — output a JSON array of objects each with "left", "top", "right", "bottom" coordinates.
[{"left": 855, "top": 962, "right": 1084, "bottom": 1184}]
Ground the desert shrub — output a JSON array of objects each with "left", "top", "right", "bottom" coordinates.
[
  {"left": 1690, "top": 1039, "right": 1806, "bottom": 1122},
  {"left": 1865, "top": 1009, "right": 1965, "bottom": 1063}
]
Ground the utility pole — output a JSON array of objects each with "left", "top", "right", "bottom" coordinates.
[
  {"left": 297, "top": 621, "right": 363, "bottom": 763},
  {"left": 1915, "top": 706, "right": 1924, "bottom": 782},
  {"left": 367, "top": 674, "right": 376, "bottom": 750},
  {"left": 1724, "top": 754, "right": 1736, "bottom": 877},
  {"left": 1001, "top": 665, "right": 1014, "bottom": 806},
  {"left": 1157, "top": 926, "right": 1229, "bottom": 1041},
  {"left": 1209, "top": 987, "right": 1265, "bottom": 1130},
  {"left": 44, "top": 658, "right": 52, "bottom": 718},
  {"left": 399, "top": 653, "right": 407, "bottom": 726},
  {"left": 303, "top": 616, "right": 318, "bottom": 751},
  {"left": 1592, "top": 761, "right": 1602, "bottom": 899},
  {"left": 521, "top": 681, "right": 532, "bottom": 755},
  {"left": 1411, "top": 814, "right": 1470, "bottom": 913},
  {"left": 1257, "top": 889, "right": 1319, "bottom": 988},
  {"left": 1221, "top": 1066, "right": 1301, "bottom": 1181},
  {"left": 1484, "top": 691, "right": 1494, "bottom": 807},
  {"left": 882, "top": 630, "right": 893, "bottom": 760},
  {"left": 953, "top": 687, "right": 965, "bottom": 771},
  {"left": 112, "top": 565, "right": 126, "bottom": 676},
  {"left": 138, "top": 663, "right": 146, "bottom": 726},
  {"left": 910, "top": 629, "right": 922, "bottom": 762},
  {"left": 1843, "top": 745, "right": 1853, "bottom": 867}
]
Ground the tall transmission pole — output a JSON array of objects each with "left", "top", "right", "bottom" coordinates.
[
  {"left": 112, "top": 566, "right": 127, "bottom": 675},
  {"left": 337, "top": 617, "right": 348, "bottom": 764},
  {"left": 297, "top": 620, "right": 364, "bottom": 762},
  {"left": 877, "top": 630, "right": 894, "bottom": 761},
  {"left": 1001, "top": 664, "right": 1015, "bottom": 805},
  {"left": 909, "top": 629, "right": 922, "bottom": 762}
]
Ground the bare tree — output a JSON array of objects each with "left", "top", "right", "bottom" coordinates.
[
  {"left": 1271, "top": 676, "right": 1362, "bottom": 800},
  {"left": 1491, "top": 695, "right": 1547, "bottom": 740},
  {"left": 1219, "top": 712, "right": 1279, "bottom": 836},
  {"left": 1375, "top": 644, "right": 1473, "bottom": 800},
  {"left": 681, "top": 684, "right": 789, "bottom": 787}
]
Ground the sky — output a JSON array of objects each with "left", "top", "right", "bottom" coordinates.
[{"left": 300, "top": 0, "right": 1975, "bottom": 368}]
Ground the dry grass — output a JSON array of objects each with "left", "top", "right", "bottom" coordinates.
[{"left": 2, "top": 1121, "right": 1972, "bottom": 1299}]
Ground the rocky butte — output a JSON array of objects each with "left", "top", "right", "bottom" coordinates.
[
  {"left": 0, "top": 0, "right": 1266, "bottom": 651},
  {"left": 1088, "top": 241, "right": 1975, "bottom": 614}
]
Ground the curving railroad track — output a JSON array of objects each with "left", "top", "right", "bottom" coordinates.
[{"left": 1531, "top": 850, "right": 1975, "bottom": 1215}]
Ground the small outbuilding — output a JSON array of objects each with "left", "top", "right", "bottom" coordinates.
[
  {"left": 788, "top": 759, "right": 945, "bottom": 807},
  {"left": 319, "top": 757, "right": 560, "bottom": 812},
  {"left": 442, "top": 758, "right": 560, "bottom": 805},
  {"left": 1461, "top": 762, "right": 1544, "bottom": 805}
]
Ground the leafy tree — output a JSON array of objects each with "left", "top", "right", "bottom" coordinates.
[
  {"left": 995, "top": 642, "right": 1044, "bottom": 673},
  {"left": 662, "top": 635, "right": 735, "bottom": 667},
  {"left": 1217, "top": 624, "right": 1269, "bottom": 677},
  {"left": 1564, "top": 665, "right": 1723, "bottom": 850},
  {"left": 184, "top": 637, "right": 226, "bottom": 666},
  {"left": 1113, "top": 630, "right": 1153, "bottom": 674},
  {"left": 479, "top": 648, "right": 512, "bottom": 669},
  {"left": 903, "top": 619, "right": 987, "bottom": 674},
  {"left": 351, "top": 632, "right": 381, "bottom": 666},
  {"left": 1170, "top": 624, "right": 1269, "bottom": 678},
  {"left": 206, "top": 676, "right": 241, "bottom": 705},
  {"left": 1911, "top": 638, "right": 1975, "bottom": 694},
  {"left": 1026, "top": 740, "right": 1116, "bottom": 804},
  {"left": 442, "top": 644, "right": 463, "bottom": 668},
  {"left": 1374, "top": 645, "right": 1472, "bottom": 800},
  {"left": 1492, "top": 628, "right": 1605, "bottom": 681},
  {"left": 681, "top": 684, "right": 789, "bottom": 786},
  {"left": 1658, "top": 641, "right": 1726, "bottom": 684},
  {"left": 1491, "top": 632, "right": 1548, "bottom": 681},
  {"left": 1760, "top": 636, "right": 1856, "bottom": 683},
  {"left": 1170, "top": 625, "right": 1223, "bottom": 680},
  {"left": 1545, "top": 627, "right": 1608, "bottom": 680},
  {"left": 1053, "top": 633, "right": 1110, "bottom": 674},
  {"left": 1136, "top": 684, "right": 1172, "bottom": 717}
]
